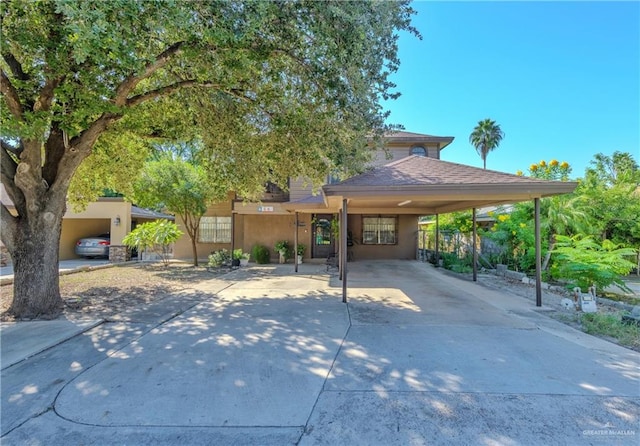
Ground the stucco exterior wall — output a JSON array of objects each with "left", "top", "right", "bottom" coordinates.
[
  {"left": 173, "top": 197, "right": 233, "bottom": 262},
  {"left": 347, "top": 214, "right": 418, "bottom": 260},
  {"left": 239, "top": 214, "right": 312, "bottom": 262}
]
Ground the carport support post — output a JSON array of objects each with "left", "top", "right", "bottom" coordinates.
[
  {"left": 342, "top": 198, "right": 348, "bottom": 303},
  {"left": 294, "top": 212, "right": 299, "bottom": 273},
  {"left": 472, "top": 208, "right": 477, "bottom": 282},
  {"left": 535, "top": 198, "right": 542, "bottom": 307},
  {"left": 434, "top": 214, "right": 440, "bottom": 267}
]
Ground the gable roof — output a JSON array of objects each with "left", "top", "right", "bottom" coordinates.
[{"left": 380, "top": 131, "right": 454, "bottom": 149}]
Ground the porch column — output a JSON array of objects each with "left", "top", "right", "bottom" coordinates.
[
  {"left": 342, "top": 198, "right": 348, "bottom": 303},
  {"left": 434, "top": 214, "right": 440, "bottom": 267},
  {"left": 294, "top": 212, "right": 299, "bottom": 273},
  {"left": 230, "top": 212, "right": 235, "bottom": 255},
  {"left": 535, "top": 198, "right": 542, "bottom": 307},
  {"left": 472, "top": 208, "right": 477, "bottom": 282}
]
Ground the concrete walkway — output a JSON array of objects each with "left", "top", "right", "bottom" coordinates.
[{"left": 1, "top": 261, "right": 638, "bottom": 445}]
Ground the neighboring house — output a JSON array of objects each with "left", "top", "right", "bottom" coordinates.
[
  {"left": 173, "top": 130, "right": 577, "bottom": 266},
  {"left": 0, "top": 186, "right": 172, "bottom": 262}
]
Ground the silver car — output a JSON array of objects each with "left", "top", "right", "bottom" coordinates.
[{"left": 75, "top": 234, "right": 110, "bottom": 258}]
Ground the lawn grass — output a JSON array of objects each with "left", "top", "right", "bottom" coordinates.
[{"left": 580, "top": 312, "right": 640, "bottom": 350}]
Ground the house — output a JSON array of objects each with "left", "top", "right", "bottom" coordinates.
[
  {"left": 172, "top": 132, "right": 456, "bottom": 263},
  {"left": 173, "top": 130, "right": 577, "bottom": 271}
]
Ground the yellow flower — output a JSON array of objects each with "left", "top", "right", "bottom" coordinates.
[
  {"left": 530, "top": 164, "right": 538, "bottom": 171},
  {"left": 512, "top": 230, "right": 517, "bottom": 235},
  {"left": 498, "top": 215, "right": 509, "bottom": 222},
  {"left": 560, "top": 161, "right": 569, "bottom": 169},
  {"left": 515, "top": 170, "right": 523, "bottom": 176},
  {"left": 488, "top": 211, "right": 494, "bottom": 216},
  {"left": 519, "top": 223, "right": 527, "bottom": 228},
  {"left": 539, "top": 160, "right": 547, "bottom": 167},
  {"left": 550, "top": 159, "right": 559, "bottom": 167}
]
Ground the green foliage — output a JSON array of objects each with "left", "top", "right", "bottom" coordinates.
[
  {"left": 122, "top": 219, "right": 183, "bottom": 266},
  {"left": 252, "top": 244, "right": 270, "bottom": 264},
  {"left": 580, "top": 312, "right": 640, "bottom": 350},
  {"left": 577, "top": 152, "right": 640, "bottom": 248},
  {"left": 551, "top": 235, "right": 636, "bottom": 293},
  {"left": 296, "top": 243, "right": 307, "bottom": 256},
  {"left": 2, "top": 0, "right": 418, "bottom": 315},
  {"left": 469, "top": 118, "right": 504, "bottom": 169},
  {"left": 208, "top": 249, "right": 231, "bottom": 267},
  {"left": 130, "top": 154, "right": 227, "bottom": 266},
  {"left": 275, "top": 240, "right": 292, "bottom": 259},
  {"left": 485, "top": 206, "right": 536, "bottom": 272},
  {"left": 232, "top": 249, "right": 250, "bottom": 261}
]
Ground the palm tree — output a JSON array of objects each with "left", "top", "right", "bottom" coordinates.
[{"left": 469, "top": 119, "right": 505, "bottom": 169}]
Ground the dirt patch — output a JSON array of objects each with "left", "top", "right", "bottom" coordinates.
[{"left": 0, "top": 262, "right": 227, "bottom": 322}]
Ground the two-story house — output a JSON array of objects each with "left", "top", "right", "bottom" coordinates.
[
  {"left": 172, "top": 130, "right": 576, "bottom": 264},
  {"left": 172, "top": 131, "right": 454, "bottom": 263}
]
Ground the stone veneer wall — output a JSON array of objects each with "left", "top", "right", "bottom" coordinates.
[{"left": 109, "top": 245, "right": 130, "bottom": 263}]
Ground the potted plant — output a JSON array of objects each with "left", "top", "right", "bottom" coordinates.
[
  {"left": 240, "top": 251, "right": 250, "bottom": 266},
  {"left": 296, "top": 243, "right": 306, "bottom": 264},
  {"left": 232, "top": 249, "right": 244, "bottom": 267},
  {"left": 275, "top": 240, "right": 290, "bottom": 264}
]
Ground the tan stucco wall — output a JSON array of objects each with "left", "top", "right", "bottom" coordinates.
[
  {"left": 173, "top": 197, "right": 233, "bottom": 262},
  {"left": 239, "top": 214, "right": 312, "bottom": 262},
  {"left": 347, "top": 214, "right": 418, "bottom": 260}
]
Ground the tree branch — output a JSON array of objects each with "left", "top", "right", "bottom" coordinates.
[
  {"left": 2, "top": 51, "right": 29, "bottom": 81},
  {"left": 126, "top": 80, "right": 252, "bottom": 108},
  {"left": 34, "top": 76, "right": 63, "bottom": 112},
  {"left": 114, "top": 41, "right": 186, "bottom": 107},
  {"left": 0, "top": 69, "right": 24, "bottom": 120}
]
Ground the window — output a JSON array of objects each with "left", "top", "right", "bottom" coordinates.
[
  {"left": 410, "top": 146, "right": 427, "bottom": 157},
  {"left": 198, "top": 216, "right": 232, "bottom": 243},
  {"left": 362, "top": 216, "right": 398, "bottom": 245}
]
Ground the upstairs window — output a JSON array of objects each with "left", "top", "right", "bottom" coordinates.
[
  {"left": 362, "top": 216, "right": 398, "bottom": 245},
  {"left": 410, "top": 146, "right": 427, "bottom": 157},
  {"left": 198, "top": 216, "right": 231, "bottom": 243}
]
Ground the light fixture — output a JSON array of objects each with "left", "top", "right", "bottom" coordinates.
[
  {"left": 398, "top": 200, "right": 412, "bottom": 207},
  {"left": 114, "top": 216, "right": 121, "bottom": 226}
]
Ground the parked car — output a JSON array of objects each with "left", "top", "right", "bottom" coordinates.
[{"left": 75, "top": 234, "right": 110, "bottom": 258}]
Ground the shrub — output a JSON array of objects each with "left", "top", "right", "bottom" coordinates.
[
  {"left": 123, "top": 219, "right": 183, "bottom": 266},
  {"left": 252, "top": 244, "right": 270, "bottom": 264},
  {"left": 551, "top": 235, "right": 636, "bottom": 293},
  {"left": 208, "top": 249, "right": 231, "bottom": 267}
]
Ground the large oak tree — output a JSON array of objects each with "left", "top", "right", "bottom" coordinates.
[{"left": 1, "top": 0, "right": 418, "bottom": 318}]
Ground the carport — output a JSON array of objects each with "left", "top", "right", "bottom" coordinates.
[{"left": 287, "top": 156, "right": 578, "bottom": 306}]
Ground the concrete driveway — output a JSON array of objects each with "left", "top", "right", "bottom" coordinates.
[{"left": 1, "top": 261, "right": 638, "bottom": 445}]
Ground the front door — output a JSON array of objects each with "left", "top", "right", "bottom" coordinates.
[{"left": 312, "top": 214, "right": 335, "bottom": 258}]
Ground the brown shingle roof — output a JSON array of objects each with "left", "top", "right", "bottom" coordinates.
[{"left": 329, "top": 155, "right": 552, "bottom": 188}]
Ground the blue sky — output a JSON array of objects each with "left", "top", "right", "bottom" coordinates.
[{"left": 383, "top": 1, "right": 640, "bottom": 178}]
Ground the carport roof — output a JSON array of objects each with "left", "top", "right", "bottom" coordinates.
[{"left": 320, "top": 156, "right": 578, "bottom": 214}]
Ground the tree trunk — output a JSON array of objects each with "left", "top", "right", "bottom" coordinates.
[
  {"left": 191, "top": 234, "right": 199, "bottom": 267},
  {"left": 9, "top": 214, "right": 64, "bottom": 318}
]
